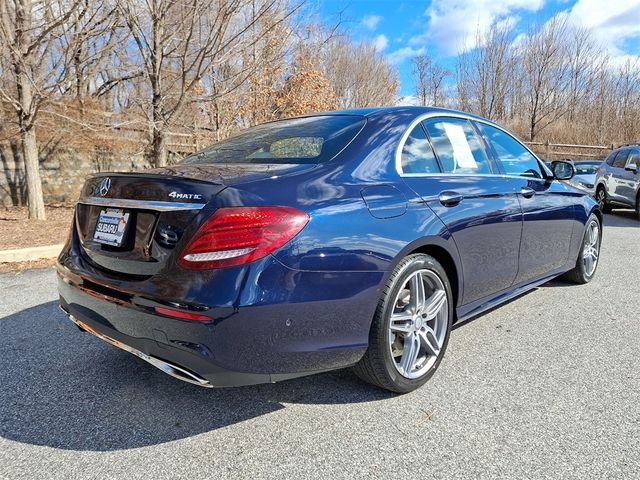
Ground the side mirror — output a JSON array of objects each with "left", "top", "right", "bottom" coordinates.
[
  {"left": 551, "top": 160, "right": 575, "bottom": 180},
  {"left": 625, "top": 163, "right": 638, "bottom": 173}
]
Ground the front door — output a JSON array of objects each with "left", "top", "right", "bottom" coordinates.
[
  {"left": 608, "top": 149, "right": 629, "bottom": 203},
  {"left": 476, "top": 122, "right": 577, "bottom": 284},
  {"left": 619, "top": 148, "right": 640, "bottom": 205},
  {"left": 399, "top": 117, "right": 522, "bottom": 305}
]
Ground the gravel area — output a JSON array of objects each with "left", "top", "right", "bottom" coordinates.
[{"left": 0, "top": 211, "right": 638, "bottom": 479}]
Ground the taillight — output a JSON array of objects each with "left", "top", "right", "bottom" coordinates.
[
  {"left": 178, "top": 206, "right": 309, "bottom": 269},
  {"left": 154, "top": 306, "right": 212, "bottom": 322}
]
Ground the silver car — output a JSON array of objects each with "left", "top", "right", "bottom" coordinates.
[{"left": 595, "top": 145, "right": 640, "bottom": 219}]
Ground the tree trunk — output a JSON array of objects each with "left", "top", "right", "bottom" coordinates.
[
  {"left": 12, "top": 0, "right": 46, "bottom": 219},
  {"left": 22, "top": 127, "right": 46, "bottom": 220},
  {"left": 152, "top": 129, "right": 168, "bottom": 167}
]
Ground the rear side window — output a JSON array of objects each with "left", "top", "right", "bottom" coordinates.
[
  {"left": 423, "top": 118, "right": 491, "bottom": 174},
  {"left": 612, "top": 150, "right": 628, "bottom": 168},
  {"left": 400, "top": 124, "right": 441, "bottom": 174},
  {"left": 181, "top": 115, "right": 366, "bottom": 165},
  {"left": 481, "top": 124, "right": 542, "bottom": 178}
]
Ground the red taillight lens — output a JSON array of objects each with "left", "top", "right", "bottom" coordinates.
[
  {"left": 154, "top": 306, "right": 212, "bottom": 322},
  {"left": 178, "top": 206, "right": 309, "bottom": 269}
]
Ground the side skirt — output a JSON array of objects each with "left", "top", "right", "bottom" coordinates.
[{"left": 454, "top": 266, "right": 570, "bottom": 325}]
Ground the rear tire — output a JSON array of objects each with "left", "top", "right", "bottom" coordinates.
[
  {"left": 353, "top": 254, "right": 453, "bottom": 393},
  {"left": 561, "top": 214, "right": 601, "bottom": 284},
  {"left": 596, "top": 187, "right": 612, "bottom": 214}
]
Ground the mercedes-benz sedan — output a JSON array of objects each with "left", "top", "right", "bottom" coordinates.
[{"left": 58, "top": 107, "right": 602, "bottom": 393}]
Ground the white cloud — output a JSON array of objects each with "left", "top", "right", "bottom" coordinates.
[
  {"left": 373, "top": 34, "right": 389, "bottom": 51},
  {"left": 361, "top": 14, "right": 382, "bottom": 31},
  {"left": 388, "top": 46, "right": 427, "bottom": 65},
  {"left": 565, "top": 0, "right": 640, "bottom": 60},
  {"left": 415, "top": 0, "right": 544, "bottom": 55}
]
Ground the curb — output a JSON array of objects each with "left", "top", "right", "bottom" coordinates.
[{"left": 0, "top": 244, "right": 64, "bottom": 263}]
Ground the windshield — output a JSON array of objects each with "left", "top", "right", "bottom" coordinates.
[
  {"left": 574, "top": 162, "right": 600, "bottom": 175},
  {"left": 181, "top": 115, "right": 366, "bottom": 165}
]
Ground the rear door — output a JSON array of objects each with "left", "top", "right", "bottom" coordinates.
[
  {"left": 476, "top": 122, "right": 577, "bottom": 284},
  {"left": 400, "top": 117, "right": 523, "bottom": 305}
]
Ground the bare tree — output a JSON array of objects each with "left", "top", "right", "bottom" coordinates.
[
  {"left": 322, "top": 36, "right": 398, "bottom": 109},
  {"left": 520, "top": 16, "right": 575, "bottom": 141},
  {"left": 117, "top": 0, "right": 298, "bottom": 167},
  {"left": 455, "top": 22, "right": 514, "bottom": 120},
  {"left": 0, "top": 0, "right": 93, "bottom": 219},
  {"left": 566, "top": 26, "right": 600, "bottom": 122},
  {"left": 412, "top": 54, "right": 449, "bottom": 107},
  {"left": 413, "top": 55, "right": 429, "bottom": 106}
]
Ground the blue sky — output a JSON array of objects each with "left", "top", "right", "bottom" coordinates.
[{"left": 317, "top": 0, "right": 640, "bottom": 96}]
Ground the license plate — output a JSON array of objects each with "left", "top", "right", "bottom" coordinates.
[{"left": 93, "top": 208, "right": 130, "bottom": 247}]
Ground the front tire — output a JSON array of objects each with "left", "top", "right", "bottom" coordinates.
[
  {"left": 353, "top": 254, "right": 453, "bottom": 393},
  {"left": 561, "top": 214, "right": 601, "bottom": 284}
]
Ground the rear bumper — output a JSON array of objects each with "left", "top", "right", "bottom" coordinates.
[
  {"left": 62, "top": 309, "right": 214, "bottom": 387},
  {"left": 58, "top": 284, "right": 279, "bottom": 387},
  {"left": 57, "top": 256, "right": 381, "bottom": 387}
]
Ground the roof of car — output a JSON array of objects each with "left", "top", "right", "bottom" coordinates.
[
  {"left": 309, "top": 106, "right": 496, "bottom": 125},
  {"left": 333, "top": 105, "right": 480, "bottom": 117}
]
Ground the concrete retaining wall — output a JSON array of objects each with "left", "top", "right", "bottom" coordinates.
[{"left": 0, "top": 141, "right": 151, "bottom": 206}]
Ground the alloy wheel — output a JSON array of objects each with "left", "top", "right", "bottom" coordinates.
[
  {"left": 388, "top": 269, "right": 448, "bottom": 379},
  {"left": 582, "top": 220, "right": 600, "bottom": 277}
]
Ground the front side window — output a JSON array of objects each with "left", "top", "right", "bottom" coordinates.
[
  {"left": 626, "top": 149, "right": 640, "bottom": 168},
  {"left": 612, "top": 150, "right": 628, "bottom": 168},
  {"left": 481, "top": 124, "right": 542, "bottom": 178},
  {"left": 423, "top": 118, "right": 491, "bottom": 174},
  {"left": 400, "top": 124, "right": 441, "bottom": 174}
]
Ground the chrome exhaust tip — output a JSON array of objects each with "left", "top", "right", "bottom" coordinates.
[{"left": 66, "top": 313, "right": 213, "bottom": 388}]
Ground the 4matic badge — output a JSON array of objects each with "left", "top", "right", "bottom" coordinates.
[{"left": 168, "top": 191, "right": 203, "bottom": 200}]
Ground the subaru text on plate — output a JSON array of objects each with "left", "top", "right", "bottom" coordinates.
[{"left": 57, "top": 107, "right": 602, "bottom": 393}]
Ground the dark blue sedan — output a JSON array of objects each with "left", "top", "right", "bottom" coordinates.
[{"left": 57, "top": 107, "right": 602, "bottom": 393}]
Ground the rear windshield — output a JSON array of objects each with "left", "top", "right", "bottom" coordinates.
[{"left": 181, "top": 115, "right": 366, "bottom": 165}]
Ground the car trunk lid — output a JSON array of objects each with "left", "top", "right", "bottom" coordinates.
[
  {"left": 74, "top": 163, "right": 316, "bottom": 277},
  {"left": 75, "top": 171, "right": 224, "bottom": 276}
]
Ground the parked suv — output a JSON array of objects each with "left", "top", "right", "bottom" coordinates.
[{"left": 595, "top": 144, "right": 640, "bottom": 218}]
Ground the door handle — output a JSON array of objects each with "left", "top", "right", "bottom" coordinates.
[
  {"left": 439, "top": 191, "right": 463, "bottom": 206},
  {"left": 520, "top": 187, "right": 536, "bottom": 198}
]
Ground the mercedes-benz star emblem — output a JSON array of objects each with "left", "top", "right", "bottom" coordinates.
[{"left": 99, "top": 177, "right": 111, "bottom": 197}]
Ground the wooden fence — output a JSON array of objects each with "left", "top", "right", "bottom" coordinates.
[{"left": 524, "top": 141, "right": 614, "bottom": 161}]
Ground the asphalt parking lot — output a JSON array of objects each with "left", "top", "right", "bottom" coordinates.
[{"left": 0, "top": 212, "right": 638, "bottom": 479}]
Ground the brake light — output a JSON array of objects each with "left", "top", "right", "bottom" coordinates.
[{"left": 178, "top": 206, "right": 309, "bottom": 269}]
